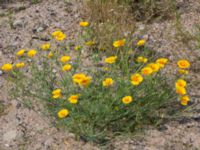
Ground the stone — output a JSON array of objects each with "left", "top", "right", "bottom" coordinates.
[
  {"left": 0, "top": 70, "right": 3, "bottom": 76},
  {"left": 54, "top": 22, "right": 61, "bottom": 28},
  {"left": 4, "top": 144, "right": 9, "bottom": 147},
  {"left": 13, "top": 19, "right": 25, "bottom": 28},
  {"left": 3, "top": 130, "right": 17, "bottom": 142},
  {"left": 68, "top": 133, "right": 75, "bottom": 138},
  {"left": 44, "top": 138, "right": 53, "bottom": 148},
  {"left": 32, "top": 23, "right": 48, "bottom": 33},
  {"left": 138, "top": 24, "right": 145, "bottom": 30},
  {"left": 52, "top": 69, "right": 57, "bottom": 73}
]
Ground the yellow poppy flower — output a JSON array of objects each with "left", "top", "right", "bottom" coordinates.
[
  {"left": 41, "top": 43, "right": 50, "bottom": 51},
  {"left": 52, "top": 89, "right": 62, "bottom": 99},
  {"left": 1, "top": 63, "right": 13, "bottom": 71},
  {"left": 156, "top": 58, "right": 168, "bottom": 68},
  {"left": 73, "top": 73, "right": 85, "bottom": 83},
  {"left": 175, "top": 79, "right": 186, "bottom": 88},
  {"left": 57, "top": 109, "right": 69, "bottom": 118},
  {"left": 27, "top": 49, "right": 37, "bottom": 57},
  {"left": 141, "top": 67, "right": 153, "bottom": 76},
  {"left": 79, "top": 21, "right": 89, "bottom": 27},
  {"left": 16, "top": 49, "right": 25, "bottom": 57},
  {"left": 180, "top": 95, "right": 190, "bottom": 106},
  {"left": 176, "top": 86, "right": 186, "bottom": 95},
  {"left": 102, "top": 78, "right": 114, "bottom": 87},
  {"left": 130, "top": 73, "right": 143, "bottom": 86},
  {"left": 52, "top": 94, "right": 62, "bottom": 99},
  {"left": 62, "top": 64, "right": 72, "bottom": 71},
  {"left": 56, "top": 34, "right": 66, "bottom": 41},
  {"left": 136, "top": 39, "right": 145, "bottom": 46},
  {"left": 60, "top": 56, "right": 71, "bottom": 63},
  {"left": 113, "top": 39, "right": 126, "bottom": 48},
  {"left": 16, "top": 62, "right": 25, "bottom": 68},
  {"left": 147, "top": 63, "right": 160, "bottom": 72},
  {"left": 52, "top": 30, "right": 62, "bottom": 36},
  {"left": 52, "top": 89, "right": 61, "bottom": 95},
  {"left": 52, "top": 30, "right": 66, "bottom": 41},
  {"left": 72, "top": 73, "right": 91, "bottom": 87},
  {"left": 177, "top": 59, "right": 190, "bottom": 69},
  {"left": 68, "top": 95, "right": 79, "bottom": 104},
  {"left": 136, "top": 56, "right": 148, "bottom": 63},
  {"left": 79, "top": 76, "right": 91, "bottom": 87},
  {"left": 104, "top": 56, "right": 117, "bottom": 64},
  {"left": 122, "top": 96, "right": 133, "bottom": 104}
]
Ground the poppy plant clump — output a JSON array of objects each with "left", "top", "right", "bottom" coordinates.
[{"left": 1, "top": 21, "right": 193, "bottom": 143}]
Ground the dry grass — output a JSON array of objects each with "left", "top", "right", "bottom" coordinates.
[
  {"left": 129, "top": 0, "right": 176, "bottom": 22},
  {"left": 84, "top": 0, "right": 135, "bottom": 52}
]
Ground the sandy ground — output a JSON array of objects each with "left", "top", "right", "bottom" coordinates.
[{"left": 0, "top": 0, "right": 200, "bottom": 150}]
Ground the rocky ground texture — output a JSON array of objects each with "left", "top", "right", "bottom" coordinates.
[{"left": 0, "top": 0, "right": 200, "bottom": 150}]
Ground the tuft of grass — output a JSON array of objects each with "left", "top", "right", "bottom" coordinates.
[
  {"left": 0, "top": 102, "right": 5, "bottom": 115},
  {"left": 129, "top": 0, "right": 176, "bottom": 22},
  {"left": 84, "top": 0, "right": 135, "bottom": 53}
]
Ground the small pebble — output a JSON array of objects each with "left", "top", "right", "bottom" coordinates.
[
  {"left": 0, "top": 70, "right": 3, "bottom": 76},
  {"left": 52, "top": 69, "right": 57, "bottom": 73}
]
